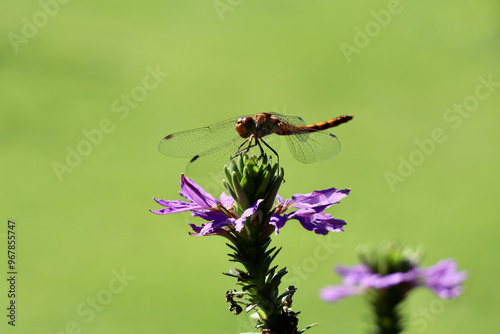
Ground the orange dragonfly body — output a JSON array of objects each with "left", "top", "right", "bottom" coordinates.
[{"left": 159, "top": 112, "right": 353, "bottom": 176}]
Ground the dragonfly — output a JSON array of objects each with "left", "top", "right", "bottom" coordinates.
[{"left": 159, "top": 112, "right": 353, "bottom": 176}]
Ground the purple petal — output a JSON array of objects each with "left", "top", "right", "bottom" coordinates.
[
  {"left": 337, "top": 265, "right": 372, "bottom": 285},
  {"left": 192, "top": 210, "right": 231, "bottom": 223},
  {"left": 153, "top": 197, "right": 174, "bottom": 207},
  {"left": 188, "top": 223, "right": 203, "bottom": 235},
  {"left": 219, "top": 192, "right": 234, "bottom": 208},
  {"left": 275, "top": 194, "right": 285, "bottom": 206},
  {"left": 336, "top": 264, "right": 418, "bottom": 289},
  {"left": 150, "top": 198, "right": 199, "bottom": 214},
  {"left": 419, "top": 259, "right": 467, "bottom": 299},
  {"left": 320, "top": 285, "right": 362, "bottom": 302},
  {"left": 234, "top": 200, "right": 263, "bottom": 232},
  {"left": 312, "top": 213, "right": 346, "bottom": 233},
  {"left": 288, "top": 214, "right": 316, "bottom": 232},
  {"left": 368, "top": 270, "right": 418, "bottom": 289},
  {"left": 291, "top": 207, "right": 317, "bottom": 216},
  {"left": 188, "top": 220, "right": 231, "bottom": 236},
  {"left": 180, "top": 174, "right": 218, "bottom": 209},
  {"left": 269, "top": 214, "right": 287, "bottom": 234},
  {"left": 290, "top": 188, "right": 350, "bottom": 209},
  {"left": 273, "top": 194, "right": 291, "bottom": 215},
  {"left": 286, "top": 211, "right": 346, "bottom": 235}
]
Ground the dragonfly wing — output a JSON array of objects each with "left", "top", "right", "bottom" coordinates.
[
  {"left": 186, "top": 134, "right": 281, "bottom": 177},
  {"left": 285, "top": 131, "right": 341, "bottom": 164},
  {"left": 158, "top": 117, "right": 244, "bottom": 158},
  {"left": 185, "top": 140, "right": 241, "bottom": 177},
  {"left": 270, "top": 113, "right": 307, "bottom": 126}
]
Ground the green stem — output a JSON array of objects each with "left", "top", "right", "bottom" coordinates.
[{"left": 223, "top": 154, "right": 299, "bottom": 333}]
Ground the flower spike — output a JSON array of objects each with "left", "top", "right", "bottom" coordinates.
[{"left": 152, "top": 154, "right": 350, "bottom": 333}]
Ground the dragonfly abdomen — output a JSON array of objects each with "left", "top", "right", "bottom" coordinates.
[
  {"left": 305, "top": 115, "right": 353, "bottom": 131},
  {"left": 278, "top": 115, "right": 353, "bottom": 135}
]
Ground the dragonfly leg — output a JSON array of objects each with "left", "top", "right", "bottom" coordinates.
[
  {"left": 233, "top": 135, "right": 278, "bottom": 164},
  {"left": 233, "top": 137, "right": 254, "bottom": 157},
  {"left": 255, "top": 138, "right": 265, "bottom": 157},
  {"left": 259, "top": 137, "right": 279, "bottom": 164},
  {"left": 242, "top": 136, "right": 267, "bottom": 161}
]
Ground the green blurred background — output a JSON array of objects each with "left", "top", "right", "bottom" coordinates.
[{"left": 1, "top": 1, "right": 499, "bottom": 333}]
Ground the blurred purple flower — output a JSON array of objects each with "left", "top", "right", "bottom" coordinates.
[
  {"left": 320, "top": 259, "right": 467, "bottom": 302},
  {"left": 420, "top": 259, "right": 467, "bottom": 298},
  {"left": 151, "top": 175, "right": 349, "bottom": 236}
]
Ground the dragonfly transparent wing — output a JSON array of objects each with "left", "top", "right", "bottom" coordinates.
[
  {"left": 186, "top": 131, "right": 282, "bottom": 177},
  {"left": 185, "top": 136, "right": 270, "bottom": 177},
  {"left": 285, "top": 131, "right": 341, "bottom": 163},
  {"left": 185, "top": 140, "right": 241, "bottom": 177},
  {"left": 269, "top": 113, "right": 307, "bottom": 126},
  {"left": 158, "top": 116, "right": 245, "bottom": 158}
]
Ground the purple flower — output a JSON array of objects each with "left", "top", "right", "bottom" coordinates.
[
  {"left": 272, "top": 188, "right": 350, "bottom": 235},
  {"left": 151, "top": 175, "right": 350, "bottom": 236},
  {"left": 320, "top": 259, "right": 466, "bottom": 302},
  {"left": 150, "top": 174, "right": 238, "bottom": 237},
  {"left": 419, "top": 259, "right": 467, "bottom": 298}
]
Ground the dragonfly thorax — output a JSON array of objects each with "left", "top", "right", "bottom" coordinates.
[{"left": 235, "top": 113, "right": 281, "bottom": 140}]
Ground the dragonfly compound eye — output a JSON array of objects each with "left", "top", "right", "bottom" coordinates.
[{"left": 235, "top": 116, "right": 256, "bottom": 138}]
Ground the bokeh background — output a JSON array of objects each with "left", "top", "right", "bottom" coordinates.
[{"left": 1, "top": 1, "right": 499, "bottom": 333}]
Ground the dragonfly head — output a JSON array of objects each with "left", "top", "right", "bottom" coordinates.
[{"left": 235, "top": 116, "right": 256, "bottom": 138}]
